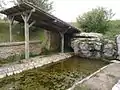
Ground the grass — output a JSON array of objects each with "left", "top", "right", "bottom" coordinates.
[
  {"left": 0, "top": 20, "right": 45, "bottom": 42},
  {"left": 104, "top": 20, "right": 120, "bottom": 40},
  {"left": 0, "top": 20, "right": 46, "bottom": 66},
  {"left": 0, "top": 19, "right": 119, "bottom": 42},
  {"left": 0, "top": 21, "right": 10, "bottom": 42}
]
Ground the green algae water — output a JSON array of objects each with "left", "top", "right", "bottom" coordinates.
[{"left": 0, "top": 56, "right": 109, "bottom": 90}]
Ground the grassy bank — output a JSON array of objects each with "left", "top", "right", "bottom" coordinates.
[
  {"left": 0, "top": 20, "right": 45, "bottom": 42},
  {"left": 105, "top": 20, "right": 120, "bottom": 40}
]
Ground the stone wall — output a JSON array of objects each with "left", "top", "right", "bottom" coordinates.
[
  {"left": 71, "top": 33, "right": 117, "bottom": 59},
  {"left": 0, "top": 43, "right": 42, "bottom": 60},
  {"left": 44, "top": 30, "right": 61, "bottom": 51},
  {"left": 0, "top": 53, "right": 73, "bottom": 78},
  {"left": 0, "top": 30, "right": 61, "bottom": 62}
]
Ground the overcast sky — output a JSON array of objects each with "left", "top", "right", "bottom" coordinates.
[
  {"left": 2, "top": 0, "right": 120, "bottom": 22},
  {"left": 50, "top": 0, "right": 120, "bottom": 22}
]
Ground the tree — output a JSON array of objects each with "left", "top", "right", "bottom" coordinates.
[
  {"left": 77, "top": 7, "right": 114, "bottom": 34},
  {"left": 0, "top": 0, "right": 53, "bottom": 13},
  {"left": 17, "top": 0, "right": 53, "bottom": 13}
]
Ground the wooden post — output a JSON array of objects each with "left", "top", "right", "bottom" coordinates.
[
  {"left": 60, "top": 33, "right": 64, "bottom": 53},
  {"left": 9, "top": 21, "right": 12, "bottom": 42},
  {"left": 21, "top": 9, "right": 36, "bottom": 59},
  {"left": 8, "top": 16, "right": 14, "bottom": 42},
  {"left": 24, "top": 15, "right": 30, "bottom": 59}
]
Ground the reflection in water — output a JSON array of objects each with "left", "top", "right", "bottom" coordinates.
[{"left": 45, "top": 56, "right": 108, "bottom": 74}]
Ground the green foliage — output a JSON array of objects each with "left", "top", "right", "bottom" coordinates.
[
  {"left": 12, "top": 23, "right": 25, "bottom": 41},
  {"left": 0, "top": 20, "right": 45, "bottom": 42},
  {"left": 0, "top": 0, "right": 53, "bottom": 41},
  {"left": 12, "top": 22, "right": 45, "bottom": 41},
  {"left": 77, "top": 7, "right": 114, "bottom": 34},
  {"left": 111, "top": 20, "right": 120, "bottom": 28},
  {"left": 17, "top": 0, "right": 53, "bottom": 13},
  {"left": 0, "top": 20, "right": 24, "bottom": 42},
  {"left": 105, "top": 20, "right": 120, "bottom": 40},
  {"left": 71, "top": 20, "right": 120, "bottom": 40},
  {"left": 0, "top": 21, "right": 10, "bottom": 42},
  {"left": 0, "top": 0, "right": 53, "bottom": 13}
]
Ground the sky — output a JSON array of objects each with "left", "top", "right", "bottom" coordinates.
[
  {"left": 50, "top": 0, "right": 120, "bottom": 22},
  {"left": 1, "top": 0, "right": 120, "bottom": 22}
]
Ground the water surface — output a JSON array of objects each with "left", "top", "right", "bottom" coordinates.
[{"left": 0, "top": 56, "right": 109, "bottom": 90}]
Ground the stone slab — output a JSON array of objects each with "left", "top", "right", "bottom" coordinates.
[{"left": 72, "top": 63, "right": 120, "bottom": 90}]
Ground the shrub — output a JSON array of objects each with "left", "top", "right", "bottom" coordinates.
[{"left": 77, "top": 7, "right": 114, "bottom": 34}]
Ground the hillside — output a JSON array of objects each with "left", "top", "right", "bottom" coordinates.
[
  {"left": 0, "top": 20, "right": 45, "bottom": 42},
  {"left": 105, "top": 20, "right": 120, "bottom": 40},
  {"left": 0, "top": 20, "right": 120, "bottom": 42}
]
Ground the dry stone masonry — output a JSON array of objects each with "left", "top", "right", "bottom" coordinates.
[
  {"left": 0, "top": 43, "right": 42, "bottom": 60},
  {"left": 71, "top": 32, "right": 117, "bottom": 59}
]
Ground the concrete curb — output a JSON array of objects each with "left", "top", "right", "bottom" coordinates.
[
  {"left": 67, "top": 63, "right": 114, "bottom": 90},
  {"left": 0, "top": 53, "right": 73, "bottom": 79}
]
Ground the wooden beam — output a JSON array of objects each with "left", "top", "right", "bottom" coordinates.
[
  {"left": 27, "top": 8, "right": 35, "bottom": 22},
  {"left": 9, "top": 10, "right": 32, "bottom": 17},
  {"left": 0, "top": 40, "right": 42, "bottom": 47},
  {"left": 29, "top": 21, "right": 36, "bottom": 28}
]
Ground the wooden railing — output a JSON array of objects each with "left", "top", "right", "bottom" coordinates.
[{"left": 0, "top": 40, "right": 42, "bottom": 47}]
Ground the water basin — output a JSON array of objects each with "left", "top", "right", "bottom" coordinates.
[{"left": 0, "top": 56, "right": 109, "bottom": 90}]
